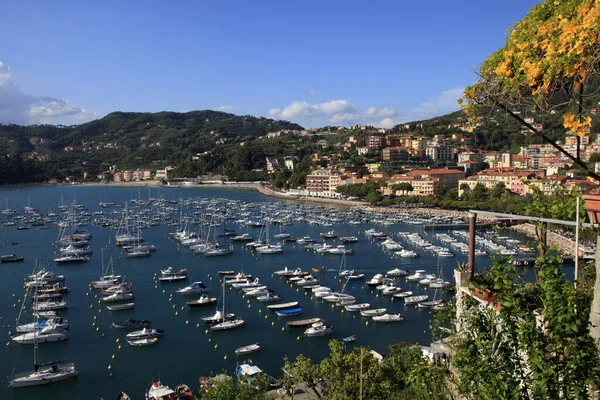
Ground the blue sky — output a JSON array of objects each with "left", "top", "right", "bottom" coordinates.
[{"left": 0, "top": 0, "right": 540, "bottom": 128}]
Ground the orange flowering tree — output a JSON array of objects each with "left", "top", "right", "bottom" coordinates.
[{"left": 461, "top": 0, "right": 600, "bottom": 178}]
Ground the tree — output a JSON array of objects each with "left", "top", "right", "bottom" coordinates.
[
  {"left": 392, "top": 182, "right": 414, "bottom": 196},
  {"left": 433, "top": 182, "right": 448, "bottom": 199},
  {"left": 200, "top": 374, "right": 270, "bottom": 400},
  {"left": 470, "top": 183, "right": 489, "bottom": 202},
  {"left": 461, "top": 0, "right": 600, "bottom": 180},
  {"left": 365, "top": 190, "right": 383, "bottom": 204},
  {"left": 281, "top": 355, "right": 323, "bottom": 399},
  {"left": 460, "top": 183, "right": 472, "bottom": 200},
  {"left": 490, "top": 182, "right": 507, "bottom": 200}
]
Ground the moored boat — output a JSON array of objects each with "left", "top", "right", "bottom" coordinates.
[{"left": 235, "top": 342, "right": 260, "bottom": 356}]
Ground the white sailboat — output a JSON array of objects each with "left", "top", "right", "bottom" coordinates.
[
  {"left": 9, "top": 280, "right": 77, "bottom": 387},
  {"left": 211, "top": 279, "right": 245, "bottom": 331},
  {"left": 255, "top": 222, "right": 283, "bottom": 254}
]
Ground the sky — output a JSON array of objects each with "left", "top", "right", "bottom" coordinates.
[{"left": 0, "top": 0, "right": 541, "bottom": 128}]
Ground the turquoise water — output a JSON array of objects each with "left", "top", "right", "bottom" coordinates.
[{"left": 0, "top": 186, "right": 521, "bottom": 399}]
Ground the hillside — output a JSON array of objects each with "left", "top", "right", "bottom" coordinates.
[{"left": 0, "top": 110, "right": 304, "bottom": 183}]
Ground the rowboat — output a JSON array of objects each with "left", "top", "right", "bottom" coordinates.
[
  {"left": 360, "top": 308, "right": 387, "bottom": 317},
  {"left": 267, "top": 301, "right": 299, "bottom": 310},
  {"left": 276, "top": 307, "right": 303, "bottom": 316},
  {"left": 287, "top": 317, "right": 321, "bottom": 328},
  {"left": 106, "top": 302, "right": 134, "bottom": 311},
  {"left": 342, "top": 334, "right": 356, "bottom": 343},
  {"left": 235, "top": 343, "right": 260, "bottom": 356}
]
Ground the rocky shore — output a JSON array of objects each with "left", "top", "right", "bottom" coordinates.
[{"left": 510, "top": 223, "right": 577, "bottom": 256}]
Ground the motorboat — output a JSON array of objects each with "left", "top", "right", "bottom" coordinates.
[
  {"left": 407, "top": 270, "right": 428, "bottom": 281},
  {"left": 9, "top": 361, "right": 78, "bottom": 388},
  {"left": 32, "top": 300, "right": 67, "bottom": 311},
  {"left": 187, "top": 295, "right": 217, "bottom": 308},
  {"left": 396, "top": 249, "right": 419, "bottom": 258},
  {"left": 366, "top": 274, "right": 385, "bottom": 286},
  {"left": 360, "top": 308, "right": 387, "bottom": 317},
  {"left": 244, "top": 287, "right": 270, "bottom": 297},
  {"left": 146, "top": 381, "right": 175, "bottom": 399},
  {"left": 232, "top": 278, "right": 261, "bottom": 289},
  {"left": 256, "top": 292, "right": 281, "bottom": 302},
  {"left": 128, "top": 337, "right": 158, "bottom": 347},
  {"left": 386, "top": 268, "right": 409, "bottom": 277},
  {"left": 372, "top": 313, "right": 404, "bottom": 323},
  {"left": 235, "top": 343, "right": 260, "bottom": 356},
  {"left": 382, "top": 286, "right": 402, "bottom": 295},
  {"left": 53, "top": 254, "right": 89, "bottom": 263},
  {"left": 126, "top": 328, "right": 164, "bottom": 340},
  {"left": 112, "top": 319, "right": 151, "bottom": 329},
  {"left": 176, "top": 281, "right": 208, "bottom": 295},
  {"left": 12, "top": 325, "right": 69, "bottom": 344},
  {"left": 158, "top": 274, "right": 187, "bottom": 282},
  {"left": 1, "top": 254, "right": 24, "bottom": 263},
  {"left": 338, "top": 269, "right": 354, "bottom": 277},
  {"left": 295, "top": 276, "right": 320, "bottom": 287},
  {"left": 16, "top": 317, "right": 68, "bottom": 333},
  {"left": 340, "top": 236, "right": 358, "bottom": 243},
  {"left": 231, "top": 233, "right": 253, "bottom": 242},
  {"left": 304, "top": 322, "right": 333, "bottom": 337},
  {"left": 344, "top": 303, "right": 370, "bottom": 312},
  {"left": 328, "top": 245, "right": 353, "bottom": 255},
  {"left": 160, "top": 267, "right": 187, "bottom": 276},
  {"left": 320, "top": 230, "right": 337, "bottom": 239},
  {"left": 102, "top": 291, "right": 134, "bottom": 302}
]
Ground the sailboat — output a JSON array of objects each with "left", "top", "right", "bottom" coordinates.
[
  {"left": 322, "top": 253, "right": 355, "bottom": 303},
  {"left": 9, "top": 273, "right": 78, "bottom": 387},
  {"left": 255, "top": 222, "right": 283, "bottom": 254},
  {"left": 210, "top": 279, "right": 245, "bottom": 331},
  {"left": 126, "top": 220, "right": 151, "bottom": 258}
]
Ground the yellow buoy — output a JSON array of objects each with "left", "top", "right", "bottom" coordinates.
[
  {"left": 118, "top": 345, "right": 122, "bottom": 351},
  {"left": 92, "top": 322, "right": 96, "bottom": 327},
  {"left": 196, "top": 323, "right": 200, "bottom": 328},
  {"left": 108, "top": 364, "right": 112, "bottom": 370},
  {"left": 248, "top": 305, "right": 251, "bottom": 308},
  {"left": 205, "top": 329, "right": 209, "bottom": 334},
  {"left": 258, "top": 309, "right": 262, "bottom": 314},
  {"left": 116, "top": 338, "right": 120, "bottom": 343},
  {"left": 341, "top": 309, "right": 344, "bottom": 313},
  {"left": 93, "top": 316, "right": 97, "bottom": 320},
  {"left": 172, "top": 304, "right": 175, "bottom": 309},
  {"left": 175, "top": 311, "right": 179, "bottom": 316},
  {"left": 96, "top": 327, "right": 100, "bottom": 332},
  {"left": 365, "top": 321, "right": 369, "bottom": 326},
  {"left": 111, "top": 354, "right": 116, "bottom": 360},
  {"left": 214, "top": 344, "right": 218, "bottom": 350},
  {"left": 297, "top": 336, "right": 300, "bottom": 341},
  {"left": 98, "top": 309, "right": 102, "bottom": 314},
  {"left": 271, "top": 321, "right": 275, "bottom": 326},
  {"left": 223, "top": 355, "right": 228, "bottom": 360},
  {"left": 265, "top": 315, "right": 268, "bottom": 319},
  {"left": 281, "top": 327, "right": 285, "bottom": 332},
  {"left": 6, "top": 342, "right": 10, "bottom": 347},
  {"left": 181, "top": 306, "right": 184, "bottom": 310},
  {"left": 109, "top": 372, "right": 113, "bottom": 377}
]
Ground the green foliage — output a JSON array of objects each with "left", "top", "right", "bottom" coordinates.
[
  {"left": 199, "top": 374, "right": 270, "bottom": 400},
  {"left": 453, "top": 257, "right": 600, "bottom": 399}
]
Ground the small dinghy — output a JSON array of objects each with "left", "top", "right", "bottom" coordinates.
[
  {"left": 127, "top": 337, "right": 158, "bottom": 347},
  {"left": 106, "top": 302, "right": 134, "bottom": 311},
  {"left": 276, "top": 307, "right": 303, "bottom": 316},
  {"left": 235, "top": 342, "right": 260, "bottom": 356},
  {"left": 267, "top": 301, "right": 299, "bottom": 310},
  {"left": 360, "top": 308, "right": 387, "bottom": 317},
  {"left": 342, "top": 334, "right": 356, "bottom": 343},
  {"left": 287, "top": 317, "right": 321, "bottom": 328}
]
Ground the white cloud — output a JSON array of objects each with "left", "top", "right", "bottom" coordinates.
[
  {"left": 214, "top": 105, "right": 234, "bottom": 112},
  {"left": 379, "top": 118, "right": 395, "bottom": 128},
  {"left": 0, "top": 61, "right": 95, "bottom": 125},
  {"left": 330, "top": 113, "right": 360, "bottom": 124},
  {"left": 401, "top": 87, "right": 464, "bottom": 122},
  {"left": 364, "top": 107, "right": 397, "bottom": 119},
  {"left": 309, "top": 89, "right": 319, "bottom": 96},
  {"left": 268, "top": 99, "right": 356, "bottom": 123}
]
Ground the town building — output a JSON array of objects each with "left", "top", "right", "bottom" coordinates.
[{"left": 305, "top": 169, "right": 344, "bottom": 198}]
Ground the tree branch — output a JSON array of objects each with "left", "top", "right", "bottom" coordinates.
[{"left": 494, "top": 101, "right": 600, "bottom": 181}]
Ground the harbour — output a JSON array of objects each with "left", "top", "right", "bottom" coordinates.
[{"left": 0, "top": 185, "right": 541, "bottom": 399}]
